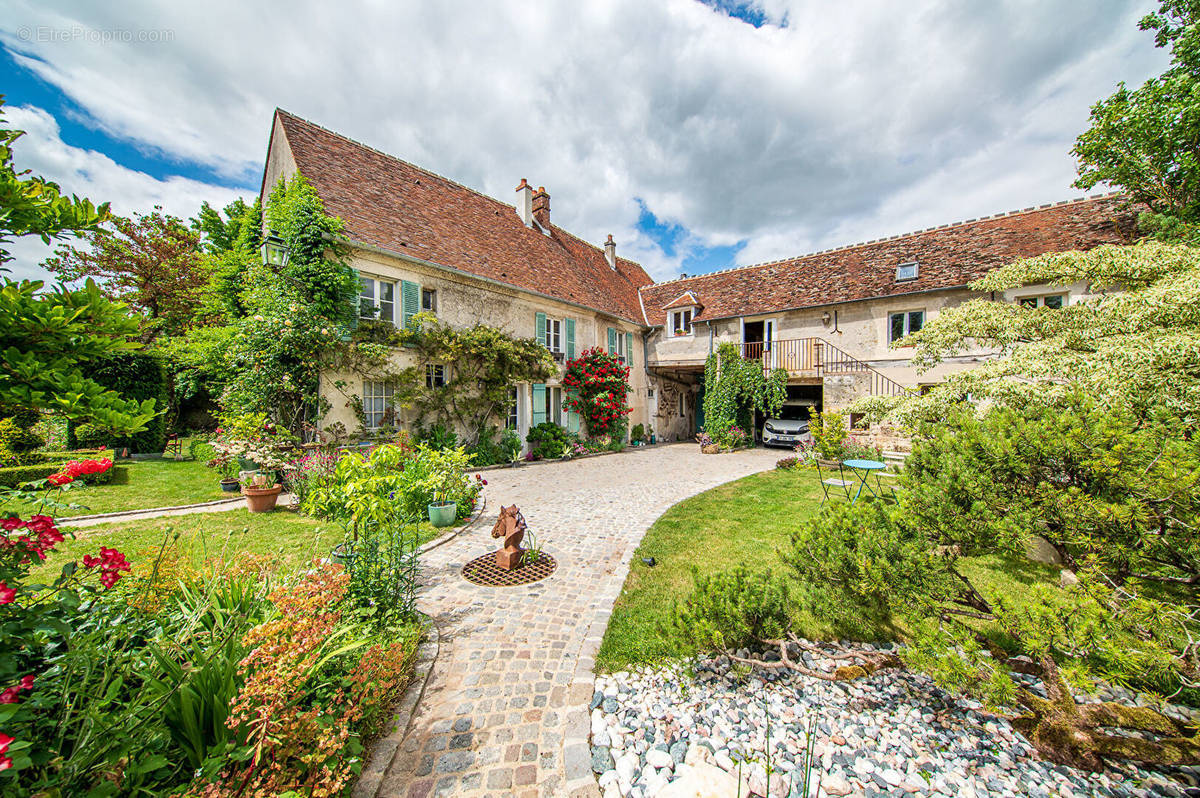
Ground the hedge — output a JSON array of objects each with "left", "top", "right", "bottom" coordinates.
[
  {"left": 71, "top": 352, "right": 169, "bottom": 454},
  {"left": 0, "top": 449, "right": 119, "bottom": 488}
]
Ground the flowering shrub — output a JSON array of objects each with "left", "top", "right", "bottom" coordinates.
[
  {"left": 561, "top": 347, "right": 632, "bottom": 437},
  {"left": 207, "top": 412, "right": 298, "bottom": 479},
  {"left": 46, "top": 457, "right": 113, "bottom": 487},
  {"left": 190, "top": 564, "right": 418, "bottom": 797},
  {"left": 282, "top": 447, "right": 340, "bottom": 507},
  {"left": 0, "top": 510, "right": 134, "bottom": 780},
  {"left": 775, "top": 456, "right": 798, "bottom": 470}
]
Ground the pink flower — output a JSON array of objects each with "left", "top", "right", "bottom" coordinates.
[
  {"left": 18, "top": 675, "right": 33, "bottom": 691},
  {"left": 0, "top": 733, "right": 12, "bottom": 755},
  {"left": 0, "top": 755, "right": 10, "bottom": 771},
  {"left": 0, "top": 689, "right": 18, "bottom": 705},
  {"left": 0, "top": 582, "right": 13, "bottom": 605}
]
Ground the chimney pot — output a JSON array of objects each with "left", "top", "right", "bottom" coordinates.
[
  {"left": 604, "top": 234, "right": 617, "bottom": 270},
  {"left": 514, "top": 179, "right": 533, "bottom": 226},
  {"left": 680, "top": 272, "right": 688, "bottom": 280},
  {"left": 532, "top": 186, "right": 551, "bottom": 228}
]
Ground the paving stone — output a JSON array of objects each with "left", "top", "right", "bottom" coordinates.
[{"left": 371, "top": 447, "right": 777, "bottom": 795}]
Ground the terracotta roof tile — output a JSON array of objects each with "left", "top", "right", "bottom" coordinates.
[
  {"left": 661, "top": 291, "right": 702, "bottom": 310},
  {"left": 638, "top": 195, "right": 1136, "bottom": 327},
  {"left": 272, "top": 110, "right": 654, "bottom": 324}
]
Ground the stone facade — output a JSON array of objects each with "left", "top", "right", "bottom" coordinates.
[{"left": 259, "top": 110, "right": 1138, "bottom": 444}]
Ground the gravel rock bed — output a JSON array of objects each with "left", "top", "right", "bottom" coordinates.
[{"left": 590, "top": 643, "right": 1200, "bottom": 797}]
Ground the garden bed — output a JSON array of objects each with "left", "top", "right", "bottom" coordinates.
[{"left": 9, "top": 457, "right": 226, "bottom": 518}]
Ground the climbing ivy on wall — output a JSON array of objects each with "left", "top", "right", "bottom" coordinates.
[{"left": 702, "top": 342, "right": 787, "bottom": 447}]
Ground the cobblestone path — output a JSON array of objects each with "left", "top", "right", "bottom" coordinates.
[{"left": 364, "top": 444, "right": 778, "bottom": 798}]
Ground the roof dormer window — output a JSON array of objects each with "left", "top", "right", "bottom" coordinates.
[{"left": 896, "top": 261, "right": 919, "bottom": 282}]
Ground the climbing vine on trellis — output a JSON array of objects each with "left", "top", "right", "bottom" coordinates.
[{"left": 702, "top": 342, "right": 787, "bottom": 447}]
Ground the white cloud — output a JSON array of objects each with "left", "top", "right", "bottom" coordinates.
[
  {"left": 2, "top": 104, "right": 247, "bottom": 282},
  {"left": 0, "top": 0, "right": 1171, "bottom": 281}
]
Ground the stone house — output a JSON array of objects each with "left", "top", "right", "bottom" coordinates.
[{"left": 258, "top": 110, "right": 1135, "bottom": 446}]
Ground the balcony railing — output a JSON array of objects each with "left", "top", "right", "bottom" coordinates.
[{"left": 737, "top": 338, "right": 911, "bottom": 398}]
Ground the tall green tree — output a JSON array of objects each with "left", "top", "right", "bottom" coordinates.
[
  {"left": 221, "top": 177, "right": 357, "bottom": 435},
  {"left": 1073, "top": 1, "right": 1200, "bottom": 222},
  {"left": 191, "top": 197, "right": 259, "bottom": 255},
  {"left": 0, "top": 99, "right": 155, "bottom": 433}
]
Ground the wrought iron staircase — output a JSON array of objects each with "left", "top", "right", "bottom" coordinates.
[{"left": 738, "top": 338, "right": 911, "bottom": 397}]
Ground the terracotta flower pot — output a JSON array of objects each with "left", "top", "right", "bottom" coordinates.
[{"left": 242, "top": 483, "right": 282, "bottom": 513}]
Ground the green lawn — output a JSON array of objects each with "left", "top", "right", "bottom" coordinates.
[
  {"left": 35, "top": 508, "right": 462, "bottom": 582},
  {"left": 15, "top": 457, "right": 227, "bottom": 518},
  {"left": 596, "top": 467, "right": 1063, "bottom": 672}
]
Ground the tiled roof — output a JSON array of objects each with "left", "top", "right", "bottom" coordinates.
[
  {"left": 271, "top": 110, "right": 654, "bottom": 324},
  {"left": 638, "top": 194, "right": 1136, "bottom": 327},
  {"left": 661, "top": 291, "right": 701, "bottom": 310}
]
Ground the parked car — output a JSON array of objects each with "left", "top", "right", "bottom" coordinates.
[{"left": 762, "top": 402, "right": 816, "bottom": 448}]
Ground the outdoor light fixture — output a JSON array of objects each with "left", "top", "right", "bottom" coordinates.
[
  {"left": 260, "top": 231, "right": 290, "bottom": 268},
  {"left": 822, "top": 311, "right": 831, "bottom": 324}
]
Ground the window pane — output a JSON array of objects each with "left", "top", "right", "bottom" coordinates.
[
  {"left": 1019, "top": 297, "right": 1037, "bottom": 308},
  {"left": 1043, "top": 295, "right": 1064, "bottom": 309},
  {"left": 378, "top": 282, "right": 395, "bottom": 323},
  {"left": 359, "top": 277, "right": 375, "bottom": 319},
  {"left": 908, "top": 311, "right": 924, "bottom": 334},
  {"left": 890, "top": 313, "right": 905, "bottom": 342},
  {"left": 896, "top": 263, "right": 918, "bottom": 281}
]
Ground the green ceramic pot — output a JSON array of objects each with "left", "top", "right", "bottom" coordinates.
[{"left": 427, "top": 502, "right": 458, "bottom": 528}]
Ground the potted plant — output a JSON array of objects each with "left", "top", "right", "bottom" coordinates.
[
  {"left": 242, "top": 471, "right": 282, "bottom": 513},
  {"left": 428, "top": 490, "right": 457, "bottom": 528}
]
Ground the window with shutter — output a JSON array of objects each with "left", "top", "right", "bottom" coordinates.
[
  {"left": 401, "top": 280, "right": 420, "bottom": 328},
  {"left": 565, "top": 318, "right": 576, "bottom": 359},
  {"left": 531, "top": 384, "right": 547, "bottom": 426},
  {"left": 607, "top": 327, "right": 617, "bottom": 354},
  {"left": 625, "top": 332, "right": 634, "bottom": 366}
]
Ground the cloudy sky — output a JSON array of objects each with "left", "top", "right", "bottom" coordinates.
[{"left": 1, "top": 0, "right": 1169, "bottom": 283}]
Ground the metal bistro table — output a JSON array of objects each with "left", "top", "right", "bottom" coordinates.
[{"left": 841, "top": 458, "right": 886, "bottom": 503}]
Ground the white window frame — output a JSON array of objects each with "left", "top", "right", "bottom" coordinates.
[
  {"left": 615, "top": 331, "right": 627, "bottom": 364},
  {"left": 362, "top": 380, "right": 394, "bottom": 429},
  {"left": 359, "top": 276, "right": 396, "bottom": 324},
  {"left": 421, "top": 287, "right": 438, "bottom": 314},
  {"left": 888, "top": 309, "right": 925, "bottom": 344},
  {"left": 670, "top": 308, "right": 694, "bottom": 337},
  {"left": 543, "top": 317, "right": 563, "bottom": 353},
  {"left": 425, "top": 363, "right": 446, "bottom": 389},
  {"left": 541, "top": 385, "right": 564, "bottom": 426},
  {"left": 1017, "top": 293, "right": 1066, "bottom": 309},
  {"left": 895, "top": 262, "right": 919, "bottom": 282}
]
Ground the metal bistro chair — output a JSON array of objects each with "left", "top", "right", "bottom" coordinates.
[{"left": 816, "top": 459, "right": 853, "bottom": 504}]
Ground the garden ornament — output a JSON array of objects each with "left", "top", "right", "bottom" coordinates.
[{"left": 491, "top": 504, "right": 527, "bottom": 570}]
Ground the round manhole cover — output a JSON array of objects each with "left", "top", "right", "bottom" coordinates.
[{"left": 462, "top": 551, "right": 557, "bottom": 586}]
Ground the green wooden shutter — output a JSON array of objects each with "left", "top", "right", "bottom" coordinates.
[
  {"left": 565, "top": 318, "right": 576, "bottom": 359},
  {"left": 625, "top": 332, "right": 634, "bottom": 366},
  {"left": 401, "top": 280, "right": 419, "bottom": 328},
  {"left": 343, "top": 268, "right": 361, "bottom": 340},
  {"left": 607, "top": 327, "right": 617, "bottom": 354},
  {"left": 531, "top": 384, "right": 547, "bottom": 426},
  {"left": 564, "top": 387, "right": 580, "bottom": 433},
  {"left": 535, "top": 312, "right": 547, "bottom": 347}
]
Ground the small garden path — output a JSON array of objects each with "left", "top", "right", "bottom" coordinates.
[
  {"left": 362, "top": 443, "right": 779, "bottom": 798},
  {"left": 58, "top": 495, "right": 293, "bottom": 528}
]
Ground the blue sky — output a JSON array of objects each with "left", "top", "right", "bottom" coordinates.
[{"left": 0, "top": 0, "right": 1169, "bottom": 283}]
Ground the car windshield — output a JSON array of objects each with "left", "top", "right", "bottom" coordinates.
[{"left": 774, "top": 405, "right": 812, "bottom": 421}]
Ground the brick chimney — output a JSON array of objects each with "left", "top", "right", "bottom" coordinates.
[
  {"left": 604, "top": 234, "right": 617, "bottom": 270},
  {"left": 515, "top": 179, "right": 533, "bottom": 226},
  {"left": 532, "top": 186, "right": 550, "bottom": 228}
]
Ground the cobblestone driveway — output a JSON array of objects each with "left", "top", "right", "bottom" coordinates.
[{"left": 361, "top": 444, "right": 778, "bottom": 798}]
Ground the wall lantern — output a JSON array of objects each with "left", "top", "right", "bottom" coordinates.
[
  {"left": 822, "top": 311, "right": 831, "bottom": 325},
  {"left": 260, "top": 231, "right": 290, "bottom": 268}
]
